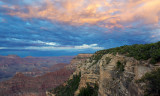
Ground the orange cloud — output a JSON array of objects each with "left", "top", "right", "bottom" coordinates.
[
  {"left": 118, "top": 0, "right": 160, "bottom": 24},
  {"left": 5, "top": 0, "right": 160, "bottom": 29}
]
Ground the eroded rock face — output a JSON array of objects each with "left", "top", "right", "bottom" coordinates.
[
  {"left": 47, "top": 53, "right": 159, "bottom": 96},
  {"left": 66, "top": 54, "right": 92, "bottom": 69},
  {"left": 0, "top": 68, "right": 74, "bottom": 96},
  {"left": 98, "top": 54, "right": 146, "bottom": 96},
  {"left": 73, "top": 54, "right": 157, "bottom": 96}
]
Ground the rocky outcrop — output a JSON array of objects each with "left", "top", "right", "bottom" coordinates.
[
  {"left": 49, "top": 53, "right": 159, "bottom": 96},
  {"left": 80, "top": 53, "right": 159, "bottom": 96},
  {"left": 97, "top": 54, "right": 152, "bottom": 96},
  {"left": 66, "top": 54, "right": 92, "bottom": 69}
]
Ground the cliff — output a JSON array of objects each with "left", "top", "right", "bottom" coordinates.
[
  {"left": 48, "top": 54, "right": 159, "bottom": 96},
  {"left": 66, "top": 54, "right": 92, "bottom": 69},
  {"left": 47, "top": 42, "right": 160, "bottom": 96}
]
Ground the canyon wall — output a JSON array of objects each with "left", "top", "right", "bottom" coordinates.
[{"left": 47, "top": 53, "right": 160, "bottom": 96}]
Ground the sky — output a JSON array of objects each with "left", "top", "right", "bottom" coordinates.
[{"left": 0, "top": 0, "right": 160, "bottom": 57}]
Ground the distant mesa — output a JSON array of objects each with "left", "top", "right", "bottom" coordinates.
[
  {"left": 77, "top": 53, "right": 93, "bottom": 57},
  {"left": 14, "top": 72, "right": 25, "bottom": 77},
  {"left": 25, "top": 56, "right": 34, "bottom": 58},
  {"left": 6, "top": 55, "right": 20, "bottom": 58}
]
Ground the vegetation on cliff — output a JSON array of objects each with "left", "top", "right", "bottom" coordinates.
[
  {"left": 116, "top": 61, "right": 125, "bottom": 72},
  {"left": 137, "top": 68, "right": 160, "bottom": 96},
  {"left": 91, "top": 41, "right": 160, "bottom": 64},
  {"left": 105, "top": 57, "right": 112, "bottom": 64},
  {"left": 78, "top": 83, "right": 98, "bottom": 96},
  {"left": 50, "top": 73, "right": 81, "bottom": 96}
]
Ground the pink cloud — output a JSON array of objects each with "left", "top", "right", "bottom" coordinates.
[{"left": 3, "top": 0, "right": 160, "bottom": 29}]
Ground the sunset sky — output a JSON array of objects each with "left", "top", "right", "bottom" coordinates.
[{"left": 0, "top": 0, "right": 160, "bottom": 57}]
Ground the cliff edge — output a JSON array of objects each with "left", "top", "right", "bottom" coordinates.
[{"left": 47, "top": 42, "right": 160, "bottom": 96}]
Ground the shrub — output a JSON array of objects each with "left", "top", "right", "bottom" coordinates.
[
  {"left": 78, "top": 83, "right": 98, "bottom": 96},
  {"left": 50, "top": 73, "right": 81, "bottom": 96},
  {"left": 90, "top": 41, "right": 160, "bottom": 64},
  {"left": 116, "top": 61, "right": 125, "bottom": 72},
  {"left": 138, "top": 68, "right": 160, "bottom": 96},
  {"left": 105, "top": 57, "right": 111, "bottom": 64}
]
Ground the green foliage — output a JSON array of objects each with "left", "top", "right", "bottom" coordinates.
[
  {"left": 78, "top": 83, "right": 98, "bottom": 96},
  {"left": 50, "top": 73, "right": 81, "bottom": 96},
  {"left": 137, "top": 68, "right": 160, "bottom": 96},
  {"left": 105, "top": 57, "right": 111, "bottom": 64},
  {"left": 116, "top": 61, "right": 125, "bottom": 72},
  {"left": 90, "top": 54, "right": 104, "bottom": 64},
  {"left": 90, "top": 41, "right": 160, "bottom": 64}
]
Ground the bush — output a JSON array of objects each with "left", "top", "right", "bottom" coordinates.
[
  {"left": 50, "top": 73, "right": 81, "bottom": 96},
  {"left": 116, "top": 61, "right": 125, "bottom": 72},
  {"left": 138, "top": 68, "right": 160, "bottom": 96},
  {"left": 90, "top": 41, "right": 160, "bottom": 64},
  {"left": 105, "top": 57, "right": 111, "bottom": 64},
  {"left": 78, "top": 83, "right": 98, "bottom": 96}
]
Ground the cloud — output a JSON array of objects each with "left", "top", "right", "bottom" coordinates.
[
  {"left": 118, "top": 0, "right": 160, "bottom": 25},
  {"left": 75, "top": 44, "right": 103, "bottom": 50},
  {"left": 0, "top": 47, "right": 7, "bottom": 49},
  {"left": 32, "top": 40, "right": 58, "bottom": 46},
  {"left": 1, "top": 38, "right": 58, "bottom": 46},
  {"left": 0, "top": 0, "right": 160, "bottom": 57},
  {"left": 1, "top": 0, "right": 159, "bottom": 29},
  {"left": 0, "top": 44, "right": 104, "bottom": 51},
  {"left": 26, "top": 43, "right": 104, "bottom": 51}
]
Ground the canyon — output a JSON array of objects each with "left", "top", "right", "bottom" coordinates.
[
  {"left": 0, "top": 55, "right": 74, "bottom": 81},
  {"left": 1, "top": 42, "right": 160, "bottom": 96},
  {"left": 0, "top": 54, "right": 92, "bottom": 96}
]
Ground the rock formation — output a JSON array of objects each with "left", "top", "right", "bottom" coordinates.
[
  {"left": 66, "top": 54, "right": 92, "bottom": 69},
  {"left": 47, "top": 53, "right": 160, "bottom": 96},
  {"left": 0, "top": 55, "right": 74, "bottom": 81},
  {"left": 0, "top": 67, "right": 74, "bottom": 96}
]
